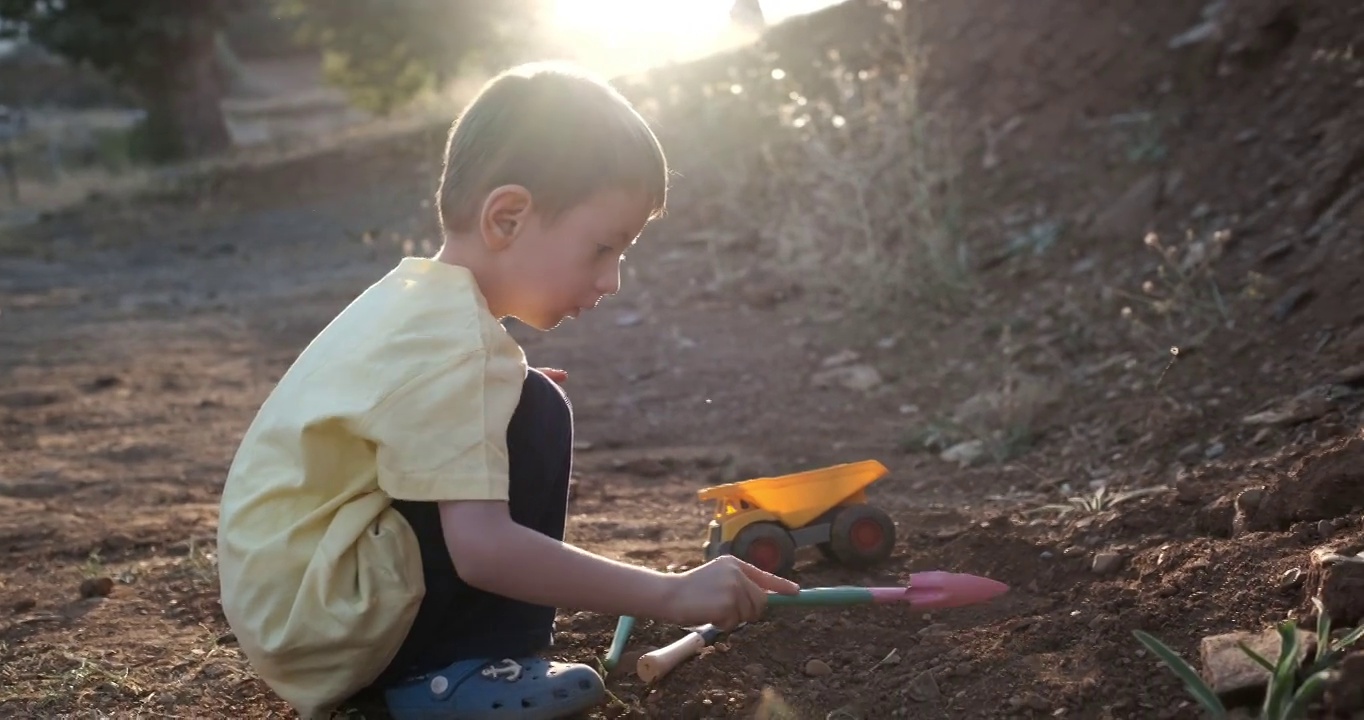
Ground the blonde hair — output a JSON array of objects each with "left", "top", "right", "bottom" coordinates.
[{"left": 436, "top": 62, "right": 669, "bottom": 234}]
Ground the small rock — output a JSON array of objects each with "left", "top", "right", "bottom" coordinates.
[
  {"left": 1092, "top": 552, "right": 1125, "bottom": 574},
  {"left": 1277, "top": 567, "right": 1304, "bottom": 591},
  {"left": 918, "top": 623, "right": 950, "bottom": 638},
  {"left": 1270, "top": 285, "right": 1315, "bottom": 321},
  {"left": 1175, "top": 476, "right": 1202, "bottom": 503},
  {"left": 11, "top": 598, "right": 36, "bottom": 613},
  {"left": 1318, "top": 519, "right": 1336, "bottom": 539},
  {"left": 1242, "top": 388, "right": 1331, "bottom": 426},
  {"left": 804, "top": 659, "right": 833, "bottom": 677},
  {"left": 1257, "top": 239, "right": 1294, "bottom": 264},
  {"left": 1236, "top": 487, "right": 1265, "bottom": 512},
  {"left": 744, "top": 663, "right": 766, "bottom": 681},
  {"left": 1204, "top": 442, "right": 1226, "bottom": 459},
  {"left": 810, "top": 364, "right": 882, "bottom": 393},
  {"left": 1177, "top": 442, "right": 1202, "bottom": 462},
  {"left": 906, "top": 670, "right": 942, "bottom": 702},
  {"left": 1331, "top": 362, "right": 1364, "bottom": 387},
  {"left": 939, "top": 440, "right": 986, "bottom": 468},
  {"left": 1200, "top": 626, "right": 1317, "bottom": 706},
  {"left": 1305, "top": 548, "right": 1364, "bottom": 627},
  {"left": 79, "top": 576, "right": 114, "bottom": 599},
  {"left": 821, "top": 349, "right": 861, "bottom": 367}
]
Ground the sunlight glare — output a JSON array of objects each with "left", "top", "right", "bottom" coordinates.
[{"left": 547, "top": 0, "right": 842, "bottom": 76}]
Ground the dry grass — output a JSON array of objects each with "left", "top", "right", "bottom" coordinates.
[{"left": 730, "top": 7, "right": 972, "bottom": 311}]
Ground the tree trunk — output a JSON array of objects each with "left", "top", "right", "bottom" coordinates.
[{"left": 137, "top": 25, "right": 233, "bottom": 162}]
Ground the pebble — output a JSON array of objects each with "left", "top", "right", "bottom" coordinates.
[
  {"left": 918, "top": 623, "right": 950, "bottom": 638},
  {"left": 79, "top": 576, "right": 114, "bottom": 598},
  {"left": 1092, "top": 552, "right": 1125, "bottom": 574},
  {"left": 1235, "top": 487, "right": 1265, "bottom": 511},
  {"left": 906, "top": 670, "right": 941, "bottom": 702},
  {"left": 804, "top": 658, "right": 833, "bottom": 677}
]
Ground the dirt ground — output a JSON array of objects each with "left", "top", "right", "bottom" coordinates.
[{"left": 2, "top": 0, "right": 1363, "bottom": 718}]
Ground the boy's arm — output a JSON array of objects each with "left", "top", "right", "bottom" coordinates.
[
  {"left": 439, "top": 499, "right": 799, "bottom": 629},
  {"left": 439, "top": 499, "right": 679, "bottom": 620}
]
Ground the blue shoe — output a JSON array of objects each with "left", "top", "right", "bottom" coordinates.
[{"left": 384, "top": 657, "right": 605, "bottom": 720}]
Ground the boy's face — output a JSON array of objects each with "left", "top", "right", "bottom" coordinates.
[{"left": 496, "top": 186, "right": 654, "bottom": 331}]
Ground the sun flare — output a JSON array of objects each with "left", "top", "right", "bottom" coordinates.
[{"left": 546, "top": 0, "right": 842, "bottom": 75}]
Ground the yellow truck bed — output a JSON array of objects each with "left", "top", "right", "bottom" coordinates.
[{"left": 696, "top": 459, "right": 888, "bottom": 530}]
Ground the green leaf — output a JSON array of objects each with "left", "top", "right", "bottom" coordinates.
[
  {"left": 1279, "top": 671, "right": 1330, "bottom": 720},
  {"left": 1132, "top": 630, "right": 1227, "bottom": 718},
  {"left": 1261, "top": 623, "right": 1302, "bottom": 719},
  {"left": 1236, "top": 641, "right": 1276, "bottom": 673},
  {"left": 1334, "top": 624, "right": 1364, "bottom": 650}
]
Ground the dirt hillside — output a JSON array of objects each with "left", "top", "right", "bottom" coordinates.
[{"left": 1, "top": 0, "right": 1362, "bottom": 718}]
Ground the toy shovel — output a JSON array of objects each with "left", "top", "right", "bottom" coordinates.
[
  {"left": 764, "top": 571, "right": 1009, "bottom": 609},
  {"left": 630, "top": 571, "right": 1008, "bottom": 682}
]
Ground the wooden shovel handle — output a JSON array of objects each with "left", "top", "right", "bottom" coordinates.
[{"left": 636, "top": 631, "right": 708, "bottom": 683}]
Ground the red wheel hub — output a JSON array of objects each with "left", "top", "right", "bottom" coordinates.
[
  {"left": 850, "top": 517, "right": 884, "bottom": 552},
  {"left": 746, "top": 538, "right": 781, "bottom": 572}
]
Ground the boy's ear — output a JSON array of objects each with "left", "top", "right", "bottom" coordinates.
[{"left": 480, "top": 185, "right": 533, "bottom": 251}]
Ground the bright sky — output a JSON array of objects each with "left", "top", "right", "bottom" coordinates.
[{"left": 547, "top": 0, "right": 843, "bottom": 75}]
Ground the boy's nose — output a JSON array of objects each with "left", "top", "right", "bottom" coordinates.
[{"left": 597, "top": 266, "right": 621, "bottom": 296}]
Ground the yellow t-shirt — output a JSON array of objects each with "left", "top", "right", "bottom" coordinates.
[{"left": 215, "top": 257, "right": 528, "bottom": 719}]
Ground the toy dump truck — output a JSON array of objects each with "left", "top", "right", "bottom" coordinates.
[{"left": 697, "top": 459, "right": 897, "bottom": 577}]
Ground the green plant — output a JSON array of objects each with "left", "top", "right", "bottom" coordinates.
[
  {"left": 1028, "top": 485, "right": 1168, "bottom": 517},
  {"left": 1132, "top": 599, "right": 1364, "bottom": 719}
]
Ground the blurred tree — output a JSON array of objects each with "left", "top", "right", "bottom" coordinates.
[
  {"left": 0, "top": 0, "right": 242, "bottom": 161},
  {"left": 275, "top": 0, "right": 535, "bottom": 115}
]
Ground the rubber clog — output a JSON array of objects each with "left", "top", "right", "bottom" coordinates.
[{"left": 384, "top": 657, "right": 605, "bottom": 720}]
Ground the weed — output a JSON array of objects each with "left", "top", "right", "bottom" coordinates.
[
  {"left": 80, "top": 549, "right": 104, "bottom": 579},
  {"left": 1119, "top": 229, "right": 1236, "bottom": 354},
  {"left": 1027, "top": 485, "right": 1169, "bottom": 518},
  {"left": 1132, "top": 598, "right": 1364, "bottom": 719}
]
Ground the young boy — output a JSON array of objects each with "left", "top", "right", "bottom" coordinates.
[{"left": 215, "top": 62, "right": 800, "bottom": 720}]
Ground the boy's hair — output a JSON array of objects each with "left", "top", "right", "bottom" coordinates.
[{"left": 437, "top": 62, "right": 669, "bottom": 234}]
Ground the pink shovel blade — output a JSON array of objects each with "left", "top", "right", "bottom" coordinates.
[{"left": 868, "top": 571, "right": 1009, "bottom": 609}]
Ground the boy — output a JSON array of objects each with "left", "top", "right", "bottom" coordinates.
[{"left": 216, "top": 61, "right": 799, "bottom": 720}]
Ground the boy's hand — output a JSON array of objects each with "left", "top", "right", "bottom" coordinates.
[{"left": 661, "top": 555, "right": 800, "bottom": 630}]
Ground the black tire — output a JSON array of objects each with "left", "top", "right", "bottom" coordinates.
[
  {"left": 826, "top": 504, "right": 896, "bottom": 567},
  {"left": 731, "top": 521, "right": 798, "bottom": 577}
]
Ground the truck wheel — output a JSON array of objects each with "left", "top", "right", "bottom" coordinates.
[
  {"left": 731, "top": 522, "right": 797, "bottom": 577},
  {"left": 827, "top": 505, "right": 896, "bottom": 567}
]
